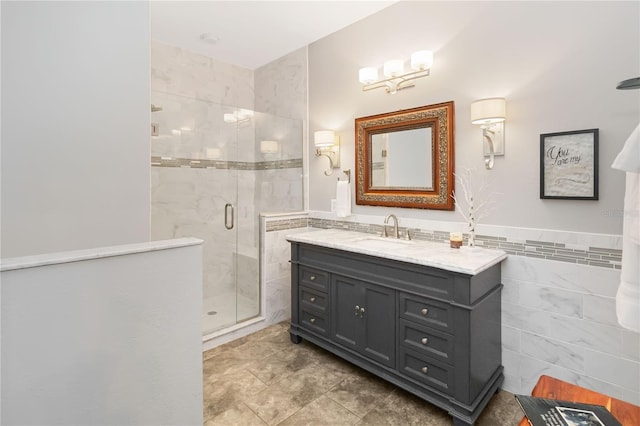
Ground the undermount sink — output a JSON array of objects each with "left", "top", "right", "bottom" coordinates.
[{"left": 352, "top": 237, "right": 412, "bottom": 251}]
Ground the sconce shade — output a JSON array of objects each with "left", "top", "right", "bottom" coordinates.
[
  {"left": 471, "top": 98, "right": 506, "bottom": 124},
  {"left": 383, "top": 60, "right": 404, "bottom": 77},
  {"left": 260, "top": 140, "right": 279, "bottom": 154},
  {"left": 314, "top": 130, "right": 335, "bottom": 147},
  {"left": 223, "top": 108, "right": 254, "bottom": 123},
  {"left": 359, "top": 67, "right": 378, "bottom": 84},
  {"left": 411, "top": 50, "right": 433, "bottom": 70}
]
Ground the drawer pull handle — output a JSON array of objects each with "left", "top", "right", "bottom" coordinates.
[
  {"left": 421, "top": 308, "right": 429, "bottom": 316},
  {"left": 310, "top": 297, "right": 316, "bottom": 303},
  {"left": 310, "top": 318, "right": 316, "bottom": 324},
  {"left": 421, "top": 337, "right": 428, "bottom": 345},
  {"left": 309, "top": 275, "right": 316, "bottom": 281},
  {"left": 421, "top": 366, "right": 429, "bottom": 374},
  {"left": 355, "top": 305, "right": 360, "bottom": 316}
]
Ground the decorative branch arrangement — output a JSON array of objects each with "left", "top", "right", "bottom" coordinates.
[{"left": 451, "top": 168, "right": 498, "bottom": 247}]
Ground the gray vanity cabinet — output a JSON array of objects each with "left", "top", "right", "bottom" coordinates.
[
  {"left": 289, "top": 241, "right": 504, "bottom": 426},
  {"left": 331, "top": 275, "right": 395, "bottom": 368}
]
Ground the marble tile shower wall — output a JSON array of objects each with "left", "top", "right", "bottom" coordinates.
[
  {"left": 262, "top": 213, "right": 639, "bottom": 406},
  {"left": 261, "top": 214, "right": 311, "bottom": 325},
  {"left": 151, "top": 41, "right": 254, "bottom": 110},
  {"left": 254, "top": 47, "right": 307, "bottom": 121}
]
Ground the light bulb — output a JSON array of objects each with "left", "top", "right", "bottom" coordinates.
[
  {"left": 383, "top": 60, "right": 404, "bottom": 77},
  {"left": 359, "top": 67, "right": 378, "bottom": 84},
  {"left": 411, "top": 50, "right": 434, "bottom": 70}
]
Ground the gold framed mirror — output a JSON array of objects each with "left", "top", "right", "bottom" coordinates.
[{"left": 355, "top": 101, "right": 455, "bottom": 210}]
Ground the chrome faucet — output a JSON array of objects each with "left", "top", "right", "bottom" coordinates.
[{"left": 383, "top": 214, "right": 400, "bottom": 239}]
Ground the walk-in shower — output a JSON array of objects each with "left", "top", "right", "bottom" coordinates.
[{"left": 150, "top": 91, "right": 303, "bottom": 338}]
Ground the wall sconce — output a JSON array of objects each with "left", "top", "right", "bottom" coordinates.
[
  {"left": 223, "top": 108, "right": 254, "bottom": 123},
  {"left": 470, "top": 98, "right": 507, "bottom": 170},
  {"left": 359, "top": 50, "right": 433, "bottom": 94},
  {"left": 260, "top": 140, "right": 279, "bottom": 154},
  {"left": 261, "top": 140, "right": 279, "bottom": 160},
  {"left": 314, "top": 130, "right": 340, "bottom": 176},
  {"left": 206, "top": 148, "right": 221, "bottom": 159}
]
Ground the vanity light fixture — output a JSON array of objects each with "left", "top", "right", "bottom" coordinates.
[
  {"left": 470, "top": 98, "right": 507, "bottom": 170},
  {"left": 314, "top": 130, "right": 340, "bottom": 176},
  {"left": 359, "top": 50, "right": 434, "bottom": 94}
]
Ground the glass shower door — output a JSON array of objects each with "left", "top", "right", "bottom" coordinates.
[
  {"left": 150, "top": 91, "right": 250, "bottom": 336},
  {"left": 201, "top": 104, "right": 260, "bottom": 334},
  {"left": 229, "top": 108, "right": 260, "bottom": 327},
  {"left": 200, "top": 104, "right": 242, "bottom": 335}
]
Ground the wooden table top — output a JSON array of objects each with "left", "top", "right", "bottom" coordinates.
[{"left": 517, "top": 375, "right": 640, "bottom": 426}]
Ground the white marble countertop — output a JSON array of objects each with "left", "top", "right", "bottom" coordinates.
[{"left": 286, "top": 229, "right": 507, "bottom": 275}]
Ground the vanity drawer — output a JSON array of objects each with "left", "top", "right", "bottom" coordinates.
[
  {"left": 300, "top": 266, "right": 329, "bottom": 292},
  {"left": 300, "top": 309, "right": 328, "bottom": 337},
  {"left": 398, "top": 347, "right": 453, "bottom": 395},
  {"left": 300, "top": 286, "right": 328, "bottom": 314},
  {"left": 399, "top": 292, "right": 452, "bottom": 333},
  {"left": 399, "top": 318, "right": 454, "bottom": 365}
]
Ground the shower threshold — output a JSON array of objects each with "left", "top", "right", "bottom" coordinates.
[{"left": 202, "top": 315, "right": 265, "bottom": 345}]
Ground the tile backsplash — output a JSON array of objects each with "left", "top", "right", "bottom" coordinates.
[{"left": 266, "top": 215, "right": 622, "bottom": 270}]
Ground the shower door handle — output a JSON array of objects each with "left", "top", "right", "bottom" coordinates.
[{"left": 224, "top": 203, "right": 234, "bottom": 230}]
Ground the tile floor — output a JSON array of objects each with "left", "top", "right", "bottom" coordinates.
[{"left": 202, "top": 322, "right": 525, "bottom": 425}]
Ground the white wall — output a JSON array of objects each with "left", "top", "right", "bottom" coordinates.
[
  {"left": 308, "top": 1, "right": 639, "bottom": 235},
  {"left": 1, "top": 1, "right": 151, "bottom": 257},
  {"left": 1, "top": 239, "right": 204, "bottom": 425}
]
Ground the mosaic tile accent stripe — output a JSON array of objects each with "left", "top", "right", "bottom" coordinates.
[
  {"left": 265, "top": 217, "right": 309, "bottom": 232},
  {"left": 265, "top": 217, "right": 622, "bottom": 270},
  {"left": 151, "top": 156, "right": 302, "bottom": 170}
]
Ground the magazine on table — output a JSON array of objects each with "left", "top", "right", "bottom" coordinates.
[{"left": 515, "top": 395, "right": 622, "bottom": 426}]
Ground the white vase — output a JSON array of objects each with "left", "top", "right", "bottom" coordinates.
[{"left": 467, "top": 225, "right": 476, "bottom": 248}]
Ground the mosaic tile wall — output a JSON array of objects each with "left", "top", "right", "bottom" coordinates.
[
  {"left": 265, "top": 217, "right": 622, "bottom": 270},
  {"left": 151, "top": 156, "right": 302, "bottom": 171}
]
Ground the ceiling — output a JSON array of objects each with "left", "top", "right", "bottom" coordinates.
[{"left": 150, "top": 1, "right": 397, "bottom": 70}]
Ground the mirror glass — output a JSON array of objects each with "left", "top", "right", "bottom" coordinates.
[
  {"left": 355, "top": 101, "right": 455, "bottom": 210},
  {"left": 370, "top": 127, "right": 433, "bottom": 189}
]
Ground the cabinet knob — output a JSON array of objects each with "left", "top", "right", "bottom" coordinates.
[
  {"left": 354, "top": 305, "right": 360, "bottom": 316},
  {"left": 421, "top": 308, "right": 429, "bottom": 316},
  {"left": 310, "top": 297, "right": 316, "bottom": 303},
  {"left": 421, "top": 337, "right": 428, "bottom": 345},
  {"left": 421, "top": 366, "right": 429, "bottom": 374},
  {"left": 310, "top": 318, "right": 316, "bottom": 324},
  {"left": 309, "top": 275, "right": 316, "bottom": 281}
]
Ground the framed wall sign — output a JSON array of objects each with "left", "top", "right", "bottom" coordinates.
[{"left": 540, "top": 129, "right": 599, "bottom": 200}]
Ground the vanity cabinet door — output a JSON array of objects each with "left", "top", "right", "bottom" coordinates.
[
  {"left": 361, "top": 281, "right": 396, "bottom": 367},
  {"left": 331, "top": 275, "right": 359, "bottom": 351},
  {"left": 331, "top": 275, "right": 396, "bottom": 368}
]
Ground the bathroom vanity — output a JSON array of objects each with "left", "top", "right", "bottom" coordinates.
[{"left": 287, "top": 229, "right": 507, "bottom": 426}]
